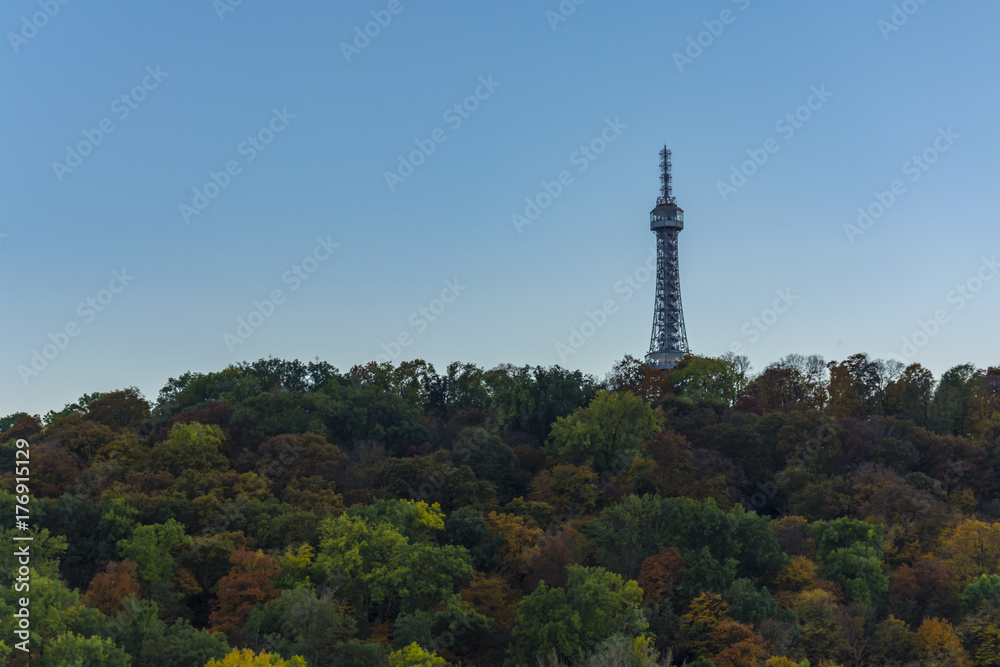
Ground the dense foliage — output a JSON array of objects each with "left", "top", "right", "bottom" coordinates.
[{"left": 2, "top": 353, "right": 999, "bottom": 665}]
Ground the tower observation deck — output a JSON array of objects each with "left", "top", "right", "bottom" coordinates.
[{"left": 645, "top": 147, "right": 690, "bottom": 370}]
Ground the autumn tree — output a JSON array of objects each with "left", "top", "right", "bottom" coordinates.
[
  {"left": 0, "top": 412, "right": 42, "bottom": 443},
  {"left": 485, "top": 511, "right": 542, "bottom": 585},
  {"left": 256, "top": 433, "right": 347, "bottom": 493},
  {"left": 85, "top": 387, "right": 151, "bottom": 430},
  {"left": 912, "top": 617, "right": 971, "bottom": 667},
  {"left": 710, "top": 619, "right": 765, "bottom": 667},
  {"left": 637, "top": 547, "right": 685, "bottom": 604},
  {"left": 84, "top": 560, "right": 142, "bottom": 616},
  {"left": 937, "top": 518, "right": 1000, "bottom": 587},
  {"left": 460, "top": 573, "right": 520, "bottom": 630},
  {"left": 790, "top": 589, "right": 844, "bottom": 661},
  {"left": 209, "top": 548, "right": 280, "bottom": 637},
  {"left": 680, "top": 592, "right": 729, "bottom": 658},
  {"left": 643, "top": 429, "right": 692, "bottom": 496},
  {"left": 523, "top": 538, "right": 578, "bottom": 592}
]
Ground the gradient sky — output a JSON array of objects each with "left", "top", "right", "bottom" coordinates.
[{"left": 4, "top": 0, "right": 999, "bottom": 417}]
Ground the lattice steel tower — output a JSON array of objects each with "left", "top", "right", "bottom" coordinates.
[{"left": 645, "top": 146, "right": 690, "bottom": 369}]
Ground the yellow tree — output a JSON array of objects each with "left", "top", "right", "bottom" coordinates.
[
  {"left": 960, "top": 607, "right": 1000, "bottom": 666},
  {"left": 203, "top": 648, "right": 307, "bottom": 666},
  {"left": 936, "top": 519, "right": 1000, "bottom": 587},
  {"left": 388, "top": 642, "right": 449, "bottom": 666},
  {"left": 790, "top": 589, "right": 843, "bottom": 661},
  {"left": 459, "top": 572, "right": 520, "bottom": 629},
  {"left": 772, "top": 556, "right": 816, "bottom": 605},
  {"left": 765, "top": 658, "right": 809, "bottom": 667},
  {"left": 680, "top": 592, "right": 729, "bottom": 658},
  {"left": 911, "top": 618, "right": 971, "bottom": 667},
  {"left": 485, "top": 511, "right": 542, "bottom": 583}
]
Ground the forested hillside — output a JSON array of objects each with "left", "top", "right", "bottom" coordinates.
[{"left": 2, "top": 353, "right": 1000, "bottom": 666}]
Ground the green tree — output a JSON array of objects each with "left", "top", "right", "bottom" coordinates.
[
  {"left": 670, "top": 355, "right": 743, "bottom": 406},
  {"left": 245, "top": 585, "right": 357, "bottom": 666},
  {"left": 36, "top": 632, "right": 131, "bottom": 667},
  {"left": 149, "top": 422, "right": 228, "bottom": 476},
  {"left": 317, "top": 508, "right": 475, "bottom": 625},
  {"left": 549, "top": 391, "right": 663, "bottom": 473},
  {"left": 102, "top": 597, "right": 230, "bottom": 667},
  {"left": 726, "top": 578, "right": 779, "bottom": 627},
  {"left": 931, "top": 363, "right": 979, "bottom": 435},
  {"left": 346, "top": 499, "right": 445, "bottom": 544},
  {"left": 451, "top": 428, "right": 528, "bottom": 502},
  {"left": 960, "top": 573, "right": 1000, "bottom": 613},
  {"left": 584, "top": 494, "right": 786, "bottom": 586},
  {"left": 812, "top": 518, "right": 888, "bottom": 605},
  {"left": 316, "top": 513, "right": 408, "bottom": 617},
  {"left": 507, "top": 565, "right": 647, "bottom": 666},
  {"left": 117, "top": 518, "right": 191, "bottom": 606}
]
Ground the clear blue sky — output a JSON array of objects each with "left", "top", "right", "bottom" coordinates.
[{"left": 3, "top": 0, "right": 999, "bottom": 417}]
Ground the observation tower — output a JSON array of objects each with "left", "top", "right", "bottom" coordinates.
[{"left": 645, "top": 146, "right": 690, "bottom": 369}]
